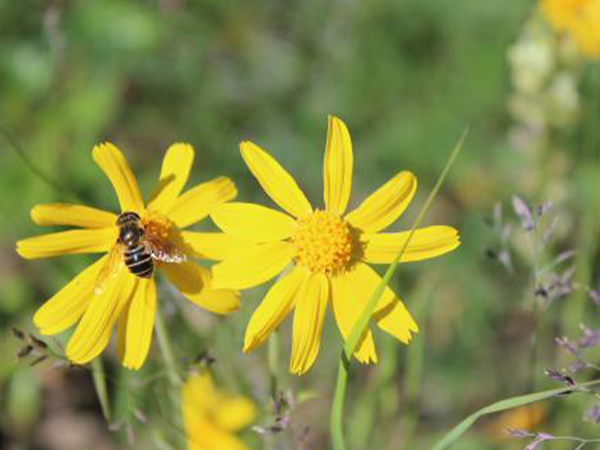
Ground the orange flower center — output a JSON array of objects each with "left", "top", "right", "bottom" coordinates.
[
  {"left": 140, "top": 211, "right": 189, "bottom": 262},
  {"left": 292, "top": 210, "right": 356, "bottom": 275},
  {"left": 142, "top": 211, "right": 173, "bottom": 240}
]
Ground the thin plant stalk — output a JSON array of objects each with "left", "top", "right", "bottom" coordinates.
[
  {"left": 330, "top": 130, "right": 467, "bottom": 450},
  {"left": 154, "top": 305, "right": 186, "bottom": 449},
  {"left": 155, "top": 306, "right": 182, "bottom": 387},
  {"left": 91, "top": 358, "right": 112, "bottom": 422},
  {"left": 268, "top": 329, "right": 280, "bottom": 400}
]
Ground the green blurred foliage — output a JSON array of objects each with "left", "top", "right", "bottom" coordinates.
[{"left": 1, "top": 0, "right": 599, "bottom": 449}]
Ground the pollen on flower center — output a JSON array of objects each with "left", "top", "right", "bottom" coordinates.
[
  {"left": 142, "top": 211, "right": 174, "bottom": 238},
  {"left": 141, "top": 211, "right": 188, "bottom": 262},
  {"left": 292, "top": 210, "right": 356, "bottom": 275}
]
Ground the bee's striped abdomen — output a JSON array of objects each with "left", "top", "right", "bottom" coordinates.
[{"left": 123, "top": 244, "right": 154, "bottom": 279}]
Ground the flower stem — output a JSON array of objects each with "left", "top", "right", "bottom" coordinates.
[
  {"left": 154, "top": 306, "right": 182, "bottom": 387},
  {"left": 268, "top": 329, "right": 280, "bottom": 400},
  {"left": 331, "top": 352, "right": 350, "bottom": 450},
  {"left": 329, "top": 129, "right": 467, "bottom": 450},
  {"left": 91, "top": 358, "right": 111, "bottom": 422},
  {"left": 154, "top": 305, "right": 186, "bottom": 449}
]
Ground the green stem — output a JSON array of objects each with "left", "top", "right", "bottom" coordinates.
[
  {"left": 329, "top": 130, "right": 467, "bottom": 450},
  {"left": 154, "top": 307, "right": 182, "bottom": 387},
  {"left": 331, "top": 353, "right": 350, "bottom": 450},
  {"left": 91, "top": 358, "right": 112, "bottom": 422},
  {"left": 268, "top": 329, "right": 280, "bottom": 400},
  {"left": 154, "top": 306, "right": 187, "bottom": 449}
]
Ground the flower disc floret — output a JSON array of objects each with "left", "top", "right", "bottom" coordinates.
[
  {"left": 142, "top": 211, "right": 174, "bottom": 241},
  {"left": 292, "top": 210, "right": 354, "bottom": 275}
]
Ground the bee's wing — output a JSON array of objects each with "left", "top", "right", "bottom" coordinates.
[
  {"left": 94, "top": 243, "right": 124, "bottom": 295},
  {"left": 145, "top": 234, "right": 187, "bottom": 264}
]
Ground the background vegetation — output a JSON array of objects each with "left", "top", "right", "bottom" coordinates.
[{"left": 1, "top": 0, "right": 599, "bottom": 449}]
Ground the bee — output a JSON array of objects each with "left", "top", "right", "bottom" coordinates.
[
  {"left": 117, "top": 212, "right": 154, "bottom": 278},
  {"left": 94, "top": 211, "right": 186, "bottom": 294}
]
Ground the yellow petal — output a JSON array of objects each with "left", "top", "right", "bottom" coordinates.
[
  {"left": 240, "top": 141, "right": 312, "bottom": 218},
  {"left": 348, "top": 262, "right": 418, "bottom": 339},
  {"left": 214, "top": 396, "right": 256, "bottom": 431},
  {"left": 119, "top": 278, "right": 156, "bottom": 369},
  {"left": 329, "top": 272, "right": 378, "bottom": 364},
  {"left": 345, "top": 171, "right": 416, "bottom": 233},
  {"left": 570, "top": 3, "right": 600, "bottom": 58},
  {"left": 373, "top": 296, "right": 419, "bottom": 344},
  {"left": 147, "top": 143, "right": 195, "bottom": 213},
  {"left": 33, "top": 257, "right": 106, "bottom": 335},
  {"left": 290, "top": 273, "right": 329, "bottom": 375},
  {"left": 92, "top": 142, "right": 144, "bottom": 213},
  {"left": 161, "top": 261, "right": 240, "bottom": 314},
  {"left": 342, "top": 262, "right": 401, "bottom": 313},
  {"left": 180, "top": 231, "right": 247, "bottom": 260},
  {"left": 167, "top": 177, "right": 237, "bottom": 229},
  {"left": 182, "top": 372, "right": 215, "bottom": 416},
  {"left": 244, "top": 266, "right": 307, "bottom": 352},
  {"left": 211, "top": 241, "right": 295, "bottom": 290},
  {"left": 182, "top": 373, "right": 253, "bottom": 450},
  {"left": 17, "top": 228, "right": 117, "bottom": 259},
  {"left": 185, "top": 416, "right": 250, "bottom": 450},
  {"left": 211, "top": 202, "right": 297, "bottom": 243},
  {"left": 540, "top": 0, "right": 585, "bottom": 31},
  {"left": 31, "top": 204, "right": 116, "bottom": 228},
  {"left": 324, "top": 116, "right": 353, "bottom": 215},
  {"left": 116, "top": 303, "right": 129, "bottom": 364},
  {"left": 362, "top": 226, "right": 460, "bottom": 264},
  {"left": 66, "top": 269, "right": 136, "bottom": 365}
]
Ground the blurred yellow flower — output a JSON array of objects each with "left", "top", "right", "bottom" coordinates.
[
  {"left": 182, "top": 372, "right": 256, "bottom": 450},
  {"left": 541, "top": 0, "right": 587, "bottom": 30},
  {"left": 485, "top": 404, "right": 547, "bottom": 441},
  {"left": 541, "top": 0, "right": 600, "bottom": 58},
  {"left": 210, "top": 116, "right": 460, "bottom": 374},
  {"left": 17, "top": 143, "right": 240, "bottom": 369}
]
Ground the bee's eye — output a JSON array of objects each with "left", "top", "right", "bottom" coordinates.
[{"left": 120, "top": 227, "right": 141, "bottom": 243}]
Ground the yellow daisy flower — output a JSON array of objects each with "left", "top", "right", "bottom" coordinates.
[
  {"left": 17, "top": 143, "right": 240, "bottom": 369},
  {"left": 541, "top": 0, "right": 588, "bottom": 31},
  {"left": 541, "top": 0, "right": 600, "bottom": 58},
  {"left": 210, "top": 116, "right": 461, "bottom": 374},
  {"left": 182, "top": 372, "right": 256, "bottom": 450},
  {"left": 569, "top": 0, "right": 600, "bottom": 57}
]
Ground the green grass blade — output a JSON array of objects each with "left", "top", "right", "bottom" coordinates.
[
  {"left": 430, "top": 379, "right": 600, "bottom": 450},
  {"left": 331, "top": 354, "right": 350, "bottom": 450},
  {"left": 343, "top": 128, "right": 467, "bottom": 358},
  {"left": 91, "top": 358, "right": 112, "bottom": 422},
  {"left": 330, "top": 129, "right": 468, "bottom": 450}
]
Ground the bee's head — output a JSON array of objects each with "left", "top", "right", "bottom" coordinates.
[
  {"left": 117, "top": 212, "right": 143, "bottom": 244},
  {"left": 116, "top": 211, "right": 141, "bottom": 226}
]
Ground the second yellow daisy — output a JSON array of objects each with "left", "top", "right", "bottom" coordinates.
[{"left": 210, "top": 116, "right": 461, "bottom": 374}]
